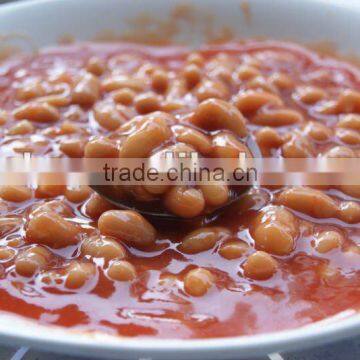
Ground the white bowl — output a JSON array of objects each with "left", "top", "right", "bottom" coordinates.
[{"left": 0, "top": 0, "right": 360, "bottom": 358}]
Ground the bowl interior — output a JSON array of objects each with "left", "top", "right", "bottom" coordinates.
[
  {"left": 0, "top": 0, "right": 359, "bottom": 359},
  {"left": 0, "top": 0, "right": 359, "bottom": 54}
]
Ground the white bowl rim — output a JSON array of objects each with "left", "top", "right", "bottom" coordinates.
[
  {"left": 0, "top": 311, "right": 359, "bottom": 356},
  {"left": 0, "top": 314, "right": 360, "bottom": 359}
]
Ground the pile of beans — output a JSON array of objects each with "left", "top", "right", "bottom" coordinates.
[{"left": 0, "top": 41, "right": 358, "bottom": 338}]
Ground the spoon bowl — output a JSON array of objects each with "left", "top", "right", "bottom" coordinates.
[{"left": 90, "top": 135, "right": 261, "bottom": 220}]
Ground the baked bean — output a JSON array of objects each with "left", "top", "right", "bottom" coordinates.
[
  {"left": 65, "top": 261, "right": 96, "bottom": 289},
  {"left": 337, "top": 114, "right": 360, "bottom": 131},
  {"left": 31, "top": 200, "right": 73, "bottom": 217},
  {"left": 86, "top": 57, "right": 106, "bottom": 76},
  {"left": 173, "top": 125, "right": 212, "bottom": 154},
  {"left": 219, "top": 240, "right": 249, "bottom": 260},
  {"left": 192, "top": 99, "right": 247, "bottom": 137},
  {"left": 60, "top": 139, "right": 85, "bottom": 158},
  {"left": 234, "top": 90, "right": 283, "bottom": 115},
  {"left": 134, "top": 92, "right": 161, "bottom": 114},
  {"left": 255, "top": 127, "right": 283, "bottom": 155},
  {"left": 108, "top": 260, "right": 136, "bottom": 281},
  {"left": 81, "top": 235, "right": 126, "bottom": 261},
  {"left": 269, "top": 72, "right": 294, "bottom": 90},
  {"left": 0, "top": 186, "right": 32, "bottom": 202},
  {"left": 36, "top": 185, "right": 66, "bottom": 198},
  {"left": 317, "top": 100, "right": 340, "bottom": 115},
  {"left": 212, "top": 132, "right": 252, "bottom": 158},
  {"left": 252, "top": 205, "right": 298, "bottom": 255},
  {"left": 84, "top": 193, "right": 114, "bottom": 219},
  {"left": 102, "top": 76, "right": 146, "bottom": 93},
  {"left": 164, "top": 186, "right": 205, "bottom": 218},
  {"left": 282, "top": 133, "right": 314, "bottom": 158},
  {"left": 253, "top": 108, "right": 303, "bottom": 126},
  {"left": 0, "top": 109, "right": 8, "bottom": 125},
  {"left": 15, "top": 245, "right": 51, "bottom": 277},
  {"left": 119, "top": 116, "right": 171, "bottom": 158},
  {"left": 304, "top": 121, "right": 332, "bottom": 141},
  {"left": 253, "top": 222, "right": 294, "bottom": 255},
  {"left": 324, "top": 146, "right": 355, "bottom": 158},
  {"left": 243, "top": 251, "right": 277, "bottom": 280},
  {"left": 277, "top": 187, "right": 338, "bottom": 218},
  {"left": 315, "top": 231, "right": 343, "bottom": 253},
  {"left": 161, "top": 102, "right": 184, "bottom": 117},
  {"left": 72, "top": 73, "right": 100, "bottom": 106},
  {"left": 112, "top": 88, "right": 136, "bottom": 105},
  {"left": 84, "top": 138, "right": 119, "bottom": 158},
  {"left": 94, "top": 102, "right": 125, "bottom": 130},
  {"left": 179, "top": 227, "right": 231, "bottom": 254},
  {"left": 13, "top": 102, "right": 60, "bottom": 122},
  {"left": 234, "top": 65, "right": 260, "bottom": 81},
  {"left": 161, "top": 99, "right": 185, "bottom": 113},
  {"left": 199, "top": 184, "right": 229, "bottom": 207},
  {"left": 0, "top": 246, "right": 16, "bottom": 261},
  {"left": 338, "top": 201, "right": 360, "bottom": 223},
  {"left": 183, "top": 64, "right": 202, "bottom": 88},
  {"left": 26, "top": 211, "right": 80, "bottom": 248},
  {"left": 336, "top": 90, "right": 360, "bottom": 113},
  {"left": 16, "top": 79, "right": 45, "bottom": 101},
  {"left": 184, "top": 268, "right": 214, "bottom": 297},
  {"left": 98, "top": 210, "right": 156, "bottom": 247},
  {"left": 65, "top": 186, "right": 92, "bottom": 203},
  {"left": 336, "top": 128, "right": 360, "bottom": 145},
  {"left": 194, "top": 79, "right": 229, "bottom": 101},
  {"left": 8, "top": 120, "right": 35, "bottom": 135},
  {"left": 151, "top": 69, "right": 169, "bottom": 93},
  {"left": 37, "top": 93, "right": 71, "bottom": 107},
  {"left": 294, "top": 86, "right": 326, "bottom": 104},
  {"left": 320, "top": 90, "right": 360, "bottom": 114},
  {"left": 58, "top": 120, "right": 79, "bottom": 135}
]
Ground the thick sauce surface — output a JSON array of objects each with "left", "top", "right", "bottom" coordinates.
[{"left": 0, "top": 40, "right": 359, "bottom": 338}]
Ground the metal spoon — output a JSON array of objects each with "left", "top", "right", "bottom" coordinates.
[{"left": 91, "top": 135, "right": 260, "bottom": 221}]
